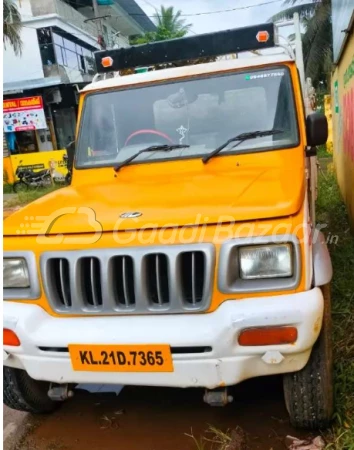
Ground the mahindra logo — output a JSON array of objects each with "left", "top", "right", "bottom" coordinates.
[{"left": 120, "top": 212, "right": 142, "bottom": 218}]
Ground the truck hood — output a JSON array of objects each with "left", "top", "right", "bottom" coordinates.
[{"left": 4, "top": 165, "right": 305, "bottom": 236}]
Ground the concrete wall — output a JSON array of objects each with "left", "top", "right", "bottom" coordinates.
[
  {"left": 331, "top": 29, "right": 354, "bottom": 229},
  {"left": 30, "top": 0, "right": 98, "bottom": 39},
  {"left": 3, "top": 0, "right": 44, "bottom": 84}
]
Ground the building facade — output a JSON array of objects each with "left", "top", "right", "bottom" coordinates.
[
  {"left": 331, "top": 1, "right": 354, "bottom": 229},
  {"left": 3, "top": 0, "right": 155, "bottom": 181}
]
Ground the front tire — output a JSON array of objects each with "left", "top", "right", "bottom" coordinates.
[
  {"left": 42, "top": 175, "right": 52, "bottom": 188},
  {"left": 65, "top": 172, "right": 72, "bottom": 185},
  {"left": 283, "top": 284, "right": 333, "bottom": 429},
  {"left": 13, "top": 181, "right": 28, "bottom": 193},
  {"left": 3, "top": 367, "right": 58, "bottom": 414}
]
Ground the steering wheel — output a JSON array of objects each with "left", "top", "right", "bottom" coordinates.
[{"left": 125, "top": 129, "right": 174, "bottom": 146}]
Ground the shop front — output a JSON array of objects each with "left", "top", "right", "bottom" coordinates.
[
  {"left": 3, "top": 95, "right": 69, "bottom": 183},
  {"left": 3, "top": 96, "right": 54, "bottom": 154}
]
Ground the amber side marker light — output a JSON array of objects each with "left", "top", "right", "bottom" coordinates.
[
  {"left": 3, "top": 329, "right": 21, "bottom": 346},
  {"left": 101, "top": 56, "right": 113, "bottom": 68},
  {"left": 238, "top": 326, "right": 298, "bottom": 346},
  {"left": 256, "top": 30, "right": 270, "bottom": 43}
]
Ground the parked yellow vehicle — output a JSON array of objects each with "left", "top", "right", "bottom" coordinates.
[{"left": 3, "top": 21, "right": 333, "bottom": 429}]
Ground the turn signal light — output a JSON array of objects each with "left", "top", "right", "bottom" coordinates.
[
  {"left": 3, "top": 329, "right": 21, "bottom": 346},
  {"left": 238, "top": 326, "right": 297, "bottom": 346},
  {"left": 101, "top": 56, "right": 113, "bottom": 68},
  {"left": 256, "top": 30, "right": 270, "bottom": 43}
]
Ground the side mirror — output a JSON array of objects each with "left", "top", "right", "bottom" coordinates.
[
  {"left": 65, "top": 141, "right": 75, "bottom": 170},
  {"left": 306, "top": 112, "right": 328, "bottom": 147}
]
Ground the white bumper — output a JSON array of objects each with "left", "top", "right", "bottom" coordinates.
[{"left": 3, "top": 288, "right": 323, "bottom": 389}]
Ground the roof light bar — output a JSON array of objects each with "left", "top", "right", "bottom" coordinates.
[{"left": 94, "top": 23, "right": 275, "bottom": 73}]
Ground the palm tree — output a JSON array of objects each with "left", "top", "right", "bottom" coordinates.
[
  {"left": 154, "top": 6, "right": 192, "bottom": 37},
  {"left": 3, "top": 0, "right": 23, "bottom": 56},
  {"left": 270, "top": 0, "right": 332, "bottom": 87},
  {"left": 132, "top": 5, "right": 192, "bottom": 44}
]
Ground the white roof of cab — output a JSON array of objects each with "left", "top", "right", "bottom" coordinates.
[{"left": 82, "top": 54, "right": 293, "bottom": 93}]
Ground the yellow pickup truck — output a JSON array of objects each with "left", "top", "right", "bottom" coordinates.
[{"left": 3, "top": 22, "right": 333, "bottom": 429}]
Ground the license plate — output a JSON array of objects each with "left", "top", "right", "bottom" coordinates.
[{"left": 69, "top": 344, "right": 174, "bottom": 372}]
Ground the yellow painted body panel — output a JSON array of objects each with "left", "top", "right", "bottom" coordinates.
[
  {"left": 3, "top": 203, "right": 309, "bottom": 317},
  {"left": 4, "top": 61, "right": 310, "bottom": 316},
  {"left": 3, "top": 156, "right": 15, "bottom": 184},
  {"left": 324, "top": 95, "right": 333, "bottom": 154},
  {"left": 4, "top": 147, "right": 305, "bottom": 236},
  {"left": 331, "top": 30, "right": 354, "bottom": 230}
]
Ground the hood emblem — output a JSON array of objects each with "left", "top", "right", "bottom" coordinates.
[{"left": 120, "top": 212, "right": 142, "bottom": 218}]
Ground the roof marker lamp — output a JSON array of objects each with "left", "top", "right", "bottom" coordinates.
[{"left": 101, "top": 56, "right": 113, "bottom": 68}]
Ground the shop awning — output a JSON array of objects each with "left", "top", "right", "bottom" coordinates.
[{"left": 3, "top": 77, "right": 62, "bottom": 95}]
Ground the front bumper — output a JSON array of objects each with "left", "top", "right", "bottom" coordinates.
[{"left": 3, "top": 288, "right": 323, "bottom": 389}]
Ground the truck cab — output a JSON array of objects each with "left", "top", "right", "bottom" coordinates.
[{"left": 3, "top": 22, "right": 333, "bottom": 429}]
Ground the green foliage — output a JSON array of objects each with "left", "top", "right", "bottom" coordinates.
[
  {"left": 317, "top": 167, "right": 354, "bottom": 449},
  {"left": 270, "top": 0, "right": 332, "bottom": 88},
  {"left": 3, "top": 0, "right": 23, "bottom": 56},
  {"left": 3, "top": 183, "right": 13, "bottom": 194},
  {"left": 130, "top": 6, "right": 217, "bottom": 67},
  {"left": 132, "top": 5, "right": 192, "bottom": 45},
  {"left": 154, "top": 6, "right": 192, "bottom": 36},
  {"left": 3, "top": 186, "right": 63, "bottom": 208}
]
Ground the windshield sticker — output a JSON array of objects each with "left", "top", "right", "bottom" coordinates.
[
  {"left": 245, "top": 72, "right": 285, "bottom": 80},
  {"left": 176, "top": 125, "right": 188, "bottom": 144}
]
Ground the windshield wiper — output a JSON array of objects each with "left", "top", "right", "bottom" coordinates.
[
  {"left": 202, "top": 129, "right": 283, "bottom": 164},
  {"left": 114, "top": 144, "right": 190, "bottom": 172}
]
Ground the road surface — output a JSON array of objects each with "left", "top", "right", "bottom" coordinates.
[{"left": 4, "top": 377, "right": 311, "bottom": 450}]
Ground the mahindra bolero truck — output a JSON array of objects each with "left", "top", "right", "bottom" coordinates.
[{"left": 3, "top": 23, "right": 333, "bottom": 429}]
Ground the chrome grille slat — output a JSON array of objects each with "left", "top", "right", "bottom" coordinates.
[
  {"left": 155, "top": 254, "right": 163, "bottom": 306},
  {"left": 41, "top": 244, "right": 214, "bottom": 315},
  {"left": 59, "top": 259, "right": 70, "bottom": 307},
  {"left": 133, "top": 254, "right": 146, "bottom": 311},
  {"left": 167, "top": 253, "right": 181, "bottom": 309},
  {"left": 89, "top": 258, "right": 100, "bottom": 307},
  {"left": 101, "top": 255, "right": 112, "bottom": 310},
  {"left": 191, "top": 251, "right": 196, "bottom": 306},
  {"left": 69, "top": 258, "right": 82, "bottom": 308},
  {"left": 122, "top": 256, "right": 131, "bottom": 307}
]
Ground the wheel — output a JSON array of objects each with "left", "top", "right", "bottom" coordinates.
[
  {"left": 13, "top": 181, "right": 28, "bottom": 193},
  {"left": 283, "top": 284, "right": 333, "bottom": 429},
  {"left": 65, "top": 172, "right": 72, "bottom": 185},
  {"left": 42, "top": 176, "right": 52, "bottom": 187},
  {"left": 3, "top": 367, "right": 58, "bottom": 414}
]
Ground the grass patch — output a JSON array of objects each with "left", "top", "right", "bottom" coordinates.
[
  {"left": 317, "top": 144, "right": 332, "bottom": 158},
  {"left": 3, "top": 183, "right": 13, "bottom": 194},
  {"left": 187, "top": 425, "right": 247, "bottom": 450},
  {"left": 3, "top": 185, "right": 63, "bottom": 208},
  {"left": 316, "top": 167, "right": 354, "bottom": 449}
]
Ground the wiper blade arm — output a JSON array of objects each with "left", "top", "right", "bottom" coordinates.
[
  {"left": 202, "top": 129, "right": 283, "bottom": 164},
  {"left": 114, "top": 144, "right": 190, "bottom": 172}
]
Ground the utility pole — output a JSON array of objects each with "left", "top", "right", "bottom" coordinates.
[
  {"left": 91, "top": 0, "right": 106, "bottom": 49},
  {"left": 92, "top": 0, "right": 100, "bottom": 21}
]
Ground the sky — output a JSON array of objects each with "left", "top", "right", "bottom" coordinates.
[{"left": 135, "top": 0, "right": 292, "bottom": 35}]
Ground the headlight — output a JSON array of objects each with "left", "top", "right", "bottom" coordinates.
[
  {"left": 3, "top": 258, "right": 30, "bottom": 288},
  {"left": 239, "top": 244, "right": 292, "bottom": 280}
]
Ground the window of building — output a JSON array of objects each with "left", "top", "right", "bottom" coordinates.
[
  {"left": 52, "top": 32, "right": 95, "bottom": 74},
  {"left": 37, "top": 28, "right": 55, "bottom": 66}
]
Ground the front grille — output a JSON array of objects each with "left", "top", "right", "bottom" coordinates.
[
  {"left": 180, "top": 251, "right": 205, "bottom": 306},
  {"left": 112, "top": 255, "right": 135, "bottom": 308},
  {"left": 41, "top": 244, "right": 214, "bottom": 315},
  {"left": 146, "top": 254, "right": 170, "bottom": 306}
]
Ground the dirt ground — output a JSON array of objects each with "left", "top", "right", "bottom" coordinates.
[{"left": 11, "top": 377, "right": 312, "bottom": 450}]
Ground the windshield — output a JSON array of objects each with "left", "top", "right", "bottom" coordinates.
[{"left": 76, "top": 66, "right": 299, "bottom": 168}]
